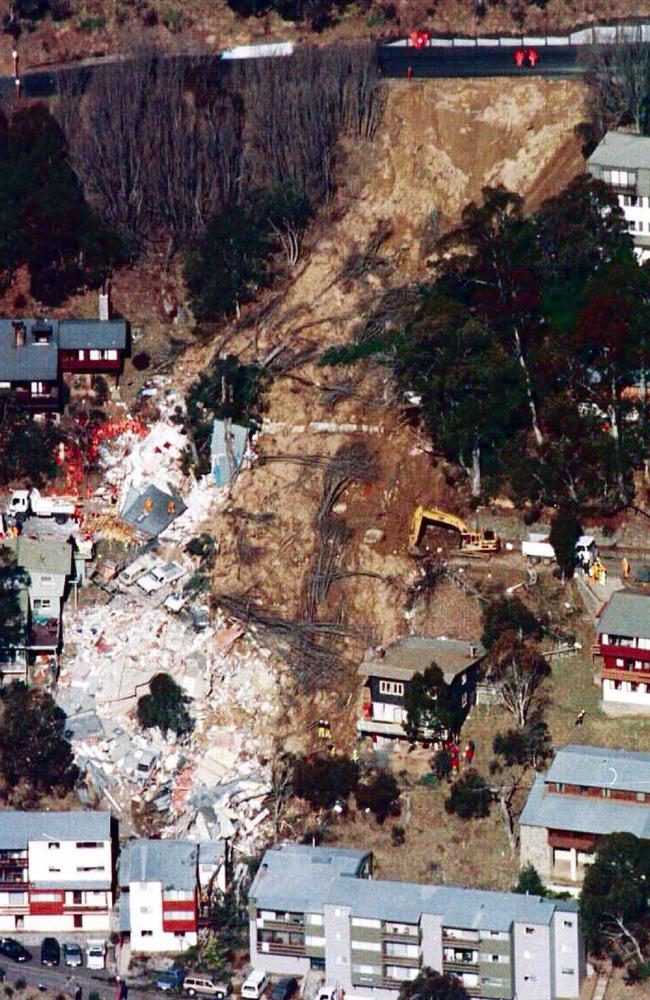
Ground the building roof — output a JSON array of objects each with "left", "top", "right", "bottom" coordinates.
[
  {"left": 0, "top": 810, "right": 111, "bottom": 850},
  {"left": 5, "top": 536, "right": 73, "bottom": 578},
  {"left": 545, "top": 743, "right": 650, "bottom": 792},
  {"left": 249, "top": 844, "right": 576, "bottom": 931},
  {"left": 520, "top": 772, "right": 650, "bottom": 840},
  {"left": 119, "top": 839, "right": 198, "bottom": 892},
  {"left": 597, "top": 590, "right": 650, "bottom": 639},
  {"left": 357, "top": 636, "right": 485, "bottom": 683},
  {"left": 588, "top": 130, "right": 650, "bottom": 171},
  {"left": 0, "top": 320, "right": 59, "bottom": 381},
  {"left": 59, "top": 320, "right": 127, "bottom": 351},
  {"left": 121, "top": 484, "right": 187, "bottom": 540}
]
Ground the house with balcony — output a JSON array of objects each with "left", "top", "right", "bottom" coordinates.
[
  {"left": 520, "top": 744, "right": 650, "bottom": 892},
  {"left": 0, "top": 811, "right": 113, "bottom": 933},
  {"left": 248, "top": 843, "right": 583, "bottom": 1000},
  {"left": 4, "top": 535, "right": 74, "bottom": 655},
  {"left": 118, "top": 839, "right": 225, "bottom": 954},
  {"left": 594, "top": 589, "right": 650, "bottom": 713},
  {"left": 0, "top": 314, "right": 128, "bottom": 411},
  {"left": 357, "top": 637, "right": 484, "bottom": 740},
  {"left": 587, "top": 131, "right": 650, "bottom": 259}
]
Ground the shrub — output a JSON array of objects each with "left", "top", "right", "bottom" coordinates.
[
  {"left": 292, "top": 755, "right": 359, "bottom": 811},
  {"left": 355, "top": 770, "right": 401, "bottom": 823},
  {"left": 14, "top": 981, "right": 25, "bottom": 992},
  {"left": 163, "top": 6, "right": 183, "bottom": 31},
  {"left": 444, "top": 770, "right": 492, "bottom": 820},
  {"left": 79, "top": 15, "right": 106, "bottom": 30},
  {"left": 391, "top": 824, "right": 405, "bottom": 846},
  {"left": 132, "top": 351, "right": 151, "bottom": 371}
]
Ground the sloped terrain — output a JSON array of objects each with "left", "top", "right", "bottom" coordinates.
[{"left": 197, "top": 76, "right": 587, "bottom": 731}]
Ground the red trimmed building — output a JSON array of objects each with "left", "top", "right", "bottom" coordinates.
[
  {"left": 0, "top": 811, "right": 113, "bottom": 933},
  {"left": 118, "top": 840, "right": 226, "bottom": 954},
  {"left": 595, "top": 590, "right": 650, "bottom": 714},
  {"left": 0, "top": 317, "right": 128, "bottom": 410}
]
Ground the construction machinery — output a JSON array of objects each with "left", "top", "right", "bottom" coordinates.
[{"left": 409, "top": 505, "right": 500, "bottom": 553}]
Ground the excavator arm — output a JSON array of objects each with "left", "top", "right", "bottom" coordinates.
[{"left": 410, "top": 505, "right": 469, "bottom": 548}]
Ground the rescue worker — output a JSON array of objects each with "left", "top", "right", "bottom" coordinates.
[{"left": 464, "top": 740, "right": 475, "bottom": 766}]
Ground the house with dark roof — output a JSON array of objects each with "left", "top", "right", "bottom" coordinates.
[
  {"left": 0, "top": 314, "right": 128, "bottom": 411},
  {"left": 595, "top": 589, "right": 650, "bottom": 714},
  {"left": 0, "top": 811, "right": 113, "bottom": 933},
  {"left": 248, "top": 843, "right": 583, "bottom": 1000},
  {"left": 118, "top": 839, "right": 225, "bottom": 953},
  {"left": 520, "top": 744, "right": 650, "bottom": 891},
  {"left": 120, "top": 484, "right": 187, "bottom": 541},
  {"left": 587, "top": 130, "right": 650, "bottom": 259},
  {"left": 357, "top": 636, "right": 484, "bottom": 740}
]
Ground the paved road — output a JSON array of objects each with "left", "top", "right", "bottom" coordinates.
[
  {"left": 0, "top": 40, "right": 593, "bottom": 98},
  {"left": 378, "top": 42, "right": 582, "bottom": 77},
  {"left": 0, "top": 960, "right": 151, "bottom": 1000}
]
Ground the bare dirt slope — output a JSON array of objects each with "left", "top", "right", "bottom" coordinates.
[{"left": 202, "top": 77, "right": 586, "bottom": 733}]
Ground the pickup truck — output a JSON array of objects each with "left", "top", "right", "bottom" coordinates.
[
  {"left": 7, "top": 489, "right": 76, "bottom": 523},
  {"left": 137, "top": 562, "right": 187, "bottom": 595},
  {"left": 156, "top": 969, "right": 185, "bottom": 992}
]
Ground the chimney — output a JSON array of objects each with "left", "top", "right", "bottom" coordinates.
[
  {"left": 12, "top": 321, "right": 25, "bottom": 348},
  {"left": 99, "top": 282, "right": 111, "bottom": 322}
]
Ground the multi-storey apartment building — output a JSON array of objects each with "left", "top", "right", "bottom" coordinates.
[
  {"left": 0, "top": 811, "right": 113, "bottom": 933},
  {"left": 594, "top": 590, "right": 650, "bottom": 713},
  {"left": 587, "top": 131, "right": 650, "bottom": 259},
  {"left": 248, "top": 844, "right": 583, "bottom": 1000},
  {"left": 119, "top": 839, "right": 226, "bottom": 954},
  {"left": 520, "top": 744, "right": 650, "bottom": 891}
]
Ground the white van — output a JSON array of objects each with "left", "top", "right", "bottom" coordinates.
[
  {"left": 118, "top": 551, "right": 158, "bottom": 587},
  {"left": 241, "top": 971, "right": 269, "bottom": 1000}
]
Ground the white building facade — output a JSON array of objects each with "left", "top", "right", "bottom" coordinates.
[
  {"left": 0, "top": 812, "right": 113, "bottom": 933},
  {"left": 119, "top": 840, "right": 225, "bottom": 954},
  {"left": 588, "top": 131, "right": 650, "bottom": 260}
]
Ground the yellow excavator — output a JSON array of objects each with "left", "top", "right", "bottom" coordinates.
[{"left": 410, "top": 505, "right": 501, "bottom": 553}]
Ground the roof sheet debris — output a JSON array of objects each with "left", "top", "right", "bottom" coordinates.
[
  {"left": 59, "top": 595, "right": 278, "bottom": 851},
  {"left": 121, "top": 483, "right": 187, "bottom": 540},
  {"left": 211, "top": 419, "right": 249, "bottom": 487}
]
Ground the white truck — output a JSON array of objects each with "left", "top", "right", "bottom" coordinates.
[
  {"left": 7, "top": 488, "right": 76, "bottom": 524},
  {"left": 522, "top": 532, "right": 597, "bottom": 569},
  {"left": 85, "top": 938, "right": 106, "bottom": 970}
]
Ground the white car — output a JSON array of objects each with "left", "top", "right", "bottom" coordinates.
[
  {"left": 137, "top": 562, "right": 187, "bottom": 594},
  {"left": 85, "top": 939, "right": 106, "bottom": 970}
]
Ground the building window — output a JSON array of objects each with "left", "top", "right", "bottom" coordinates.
[
  {"left": 174, "top": 933, "right": 186, "bottom": 938},
  {"left": 48, "top": 867, "right": 61, "bottom": 874},
  {"left": 140, "top": 907, "right": 152, "bottom": 915},
  {"left": 563, "top": 920, "right": 573, "bottom": 928},
  {"left": 351, "top": 917, "right": 381, "bottom": 929},
  {"left": 105, "top": 349, "right": 118, "bottom": 361},
  {"left": 637, "top": 792, "right": 646, "bottom": 802},
  {"left": 48, "top": 842, "right": 60, "bottom": 850},
  {"left": 77, "top": 350, "right": 85, "bottom": 360},
  {"left": 74, "top": 915, "right": 83, "bottom": 929},
  {"left": 523, "top": 975, "right": 536, "bottom": 982},
  {"left": 76, "top": 842, "right": 101, "bottom": 849},
  {"left": 525, "top": 927, "right": 535, "bottom": 935},
  {"left": 73, "top": 891, "right": 82, "bottom": 905},
  {"left": 141, "top": 931, "right": 153, "bottom": 938},
  {"left": 31, "top": 381, "right": 45, "bottom": 395},
  {"left": 90, "top": 350, "right": 101, "bottom": 361},
  {"left": 379, "top": 680, "right": 404, "bottom": 697},
  {"left": 561, "top": 968, "right": 575, "bottom": 975},
  {"left": 76, "top": 866, "right": 105, "bottom": 873}
]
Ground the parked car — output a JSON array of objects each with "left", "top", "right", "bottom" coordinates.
[
  {"left": 182, "top": 975, "right": 230, "bottom": 998},
  {"left": 0, "top": 939, "right": 32, "bottom": 963},
  {"left": 270, "top": 979, "right": 298, "bottom": 1000},
  {"left": 63, "top": 943, "right": 83, "bottom": 968},
  {"left": 164, "top": 593, "right": 187, "bottom": 614},
  {"left": 40, "top": 938, "right": 60, "bottom": 967},
  {"left": 85, "top": 939, "right": 106, "bottom": 970},
  {"left": 156, "top": 969, "right": 185, "bottom": 992},
  {"left": 137, "top": 562, "right": 187, "bottom": 594},
  {"left": 241, "top": 971, "right": 268, "bottom": 1000}
]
